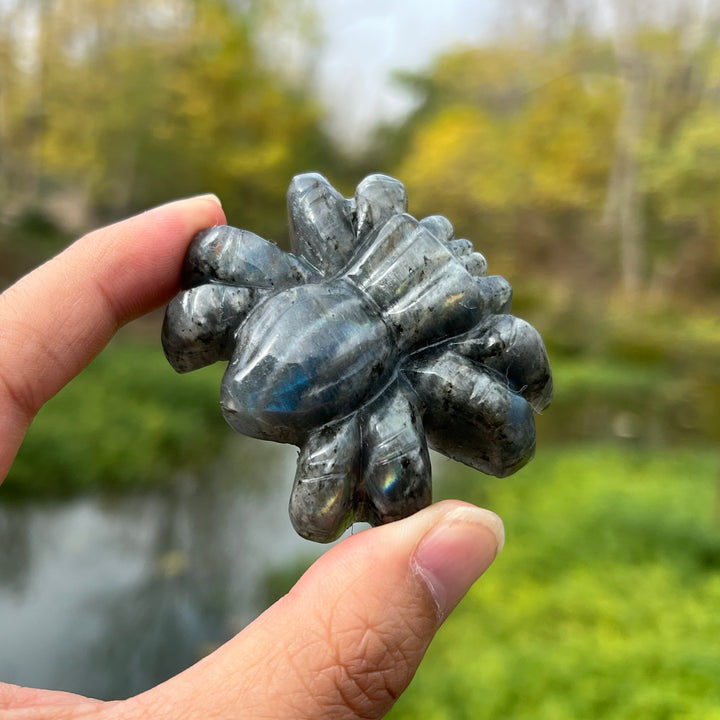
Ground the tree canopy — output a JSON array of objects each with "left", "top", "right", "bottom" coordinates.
[
  {"left": 2, "top": 2, "right": 720, "bottom": 302},
  {"left": 379, "top": 26, "right": 720, "bottom": 299},
  {"left": 0, "top": 0, "right": 330, "bottom": 244}
]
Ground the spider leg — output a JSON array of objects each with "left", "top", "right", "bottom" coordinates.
[
  {"left": 163, "top": 225, "right": 320, "bottom": 373},
  {"left": 353, "top": 174, "right": 408, "bottom": 243},
  {"left": 477, "top": 275, "right": 513, "bottom": 314},
  {"left": 289, "top": 414, "right": 361, "bottom": 543},
  {"left": 358, "top": 379, "right": 431, "bottom": 526},
  {"left": 287, "top": 173, "right": 357, "bottom": 276},
  {"left": 451, "top": 314, "right": 553, "bottom": 413},
  {"left": 420, "top": 215, "right": 489, "bottom": 277},
  {"left": 162, "top": 283, "right": 259, "bottom": 373},
  {"left": 182, "top": 225, "right": 318, "bottom": 289},
  {"left": 287, "top": 173, "right": 409, "bottom": 276},
  {"left": 402, "top": 351, "right": 537, "bottom": 478},
  {"left": 419, "top": 214, "right": 454, "bottom": 243}
]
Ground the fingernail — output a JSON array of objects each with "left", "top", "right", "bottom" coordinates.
[
  {"left": 194, "top": 193, "right": 223, "bottom": 208},
  {"left": 411, "top": 505, "right": 504, "bottom": 621}
]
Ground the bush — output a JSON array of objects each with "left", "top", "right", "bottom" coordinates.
[
  {"left": 5, "top": 335, "right": 230, "bottom": 496},
  {"left": 390, "top": 444, "right": 720, "bottom": 719}
]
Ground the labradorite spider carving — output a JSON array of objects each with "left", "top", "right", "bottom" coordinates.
[{"left": 162, "top": 173, "right": 552, "bottom": 542}]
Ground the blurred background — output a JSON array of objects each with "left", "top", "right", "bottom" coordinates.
[{"left": 1, "top": 0, "right": 719, "bottom": 716}]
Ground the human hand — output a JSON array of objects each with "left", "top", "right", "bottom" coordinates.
[{"left": 0, "top": 198, "right": 504, "bottom": 720}]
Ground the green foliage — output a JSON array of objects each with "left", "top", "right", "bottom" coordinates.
[
  {"left": 389, "top": 444, "right": 720, "bottom": 720},
  {"left": 5, "top": 336, "right": 230, "bottom": 496},
  {"left": 642, "top": 106, "right": 720, "bottom": 284},
  {"left": 259, "top": 554, "right": 317, "bottom": 608},
  {"left": 0, "top": 210, "right": 71, "bottom": 286},
  {"left": 535, "top": 299, "right": 720, "bottom": 446},
  {"left": 389, "top": 39, "right": 622, "bottom": 285},
  {"left": 0, "top": 0, "right": 333, "bottom": 241},
  {"left": 380, "top": 28, "right": 720, "bottom": 298}
]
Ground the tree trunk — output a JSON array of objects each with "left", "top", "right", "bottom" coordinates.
[{"left": 603, "top": 3, "right": 648, "bottom": 294}]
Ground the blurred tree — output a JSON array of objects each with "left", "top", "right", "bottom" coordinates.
[
  {"left": 391, "top": 39, "right": 620, "bottom": 279},
  {"left": 637, "top": 34, "right": 720, "bottom": 295},
  {"left": 380, "top": 4, "right": 720, "bottom": 301},
  {"left": 0, "top": 1, "right": 43, "bottom": 214},
  {"left": 0, "top": 0, "right": 331, "bottom": 245}
]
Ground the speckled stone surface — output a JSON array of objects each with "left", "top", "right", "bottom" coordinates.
[{"left": 162, "top": 173, "right": 552, "bottom": 542}]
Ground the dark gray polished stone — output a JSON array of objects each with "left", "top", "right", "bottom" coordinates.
[{"left": 162, "top": 173, "right": 553, "bottom": 542}]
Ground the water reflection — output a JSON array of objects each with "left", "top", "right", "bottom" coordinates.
[{"left": 0, "top": 438, "right": 326, "bottom": 700}]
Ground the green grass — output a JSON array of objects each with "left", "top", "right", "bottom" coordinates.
[
  {"left": 389, "top": 444, "right": 720, "bottom": 720},
  {"left": 4, "top": 334, "right": 231, "bottom": 496}
]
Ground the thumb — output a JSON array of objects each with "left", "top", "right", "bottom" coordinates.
[{"left": 118, "top": 500, "right": 504, "bottom": 720}]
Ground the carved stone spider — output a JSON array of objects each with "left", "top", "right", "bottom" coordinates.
[{"left": 162, "top": 173, "right": 552, "bottom": 542}]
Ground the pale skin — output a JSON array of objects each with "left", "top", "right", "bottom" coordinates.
[{"left": 0, "top": 195, "right": 505, "bottom": 720}]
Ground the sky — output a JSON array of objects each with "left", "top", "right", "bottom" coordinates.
[
  {"left": 312, "top": 0, "right": 501, "bottom": 147},
  {"left": 308, "top": 0, "right": 717, "bottom": 148}
]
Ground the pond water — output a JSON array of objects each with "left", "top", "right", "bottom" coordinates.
[{"left": 0, "top": 438, "right": 333, "bottom": 700}]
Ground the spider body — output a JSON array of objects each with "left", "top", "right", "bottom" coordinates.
[{"left": 162, "top": 173, "right": 552, "bottom": 542}]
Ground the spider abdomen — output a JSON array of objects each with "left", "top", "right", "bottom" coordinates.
[{"left": 220, "top": 281, "right": 396, "bottom": 445}]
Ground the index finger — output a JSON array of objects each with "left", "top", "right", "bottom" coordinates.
[{"left": 0, "top": 194, "right": 226, "bottom": 481}]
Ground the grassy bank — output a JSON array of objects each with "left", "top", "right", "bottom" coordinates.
[
  {"left": 4, "top": 297, "right": 719, "bottom": 497},
  {"left": 4, "top": 333, "right": 230, "bottom": 496}
]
